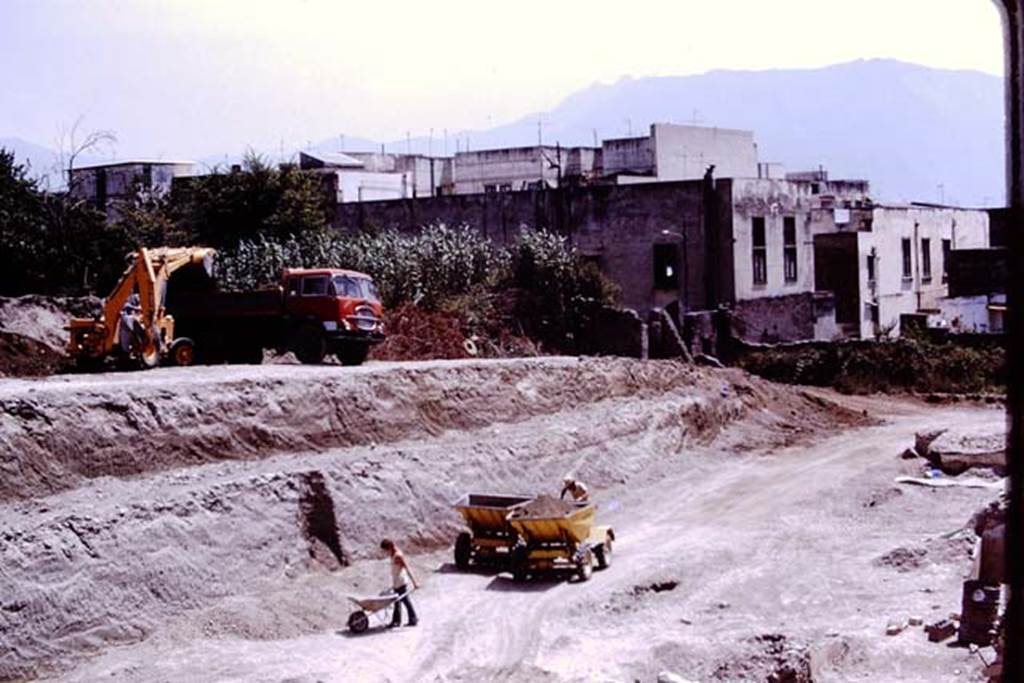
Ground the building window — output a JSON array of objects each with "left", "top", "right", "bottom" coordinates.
[
  {"left": 867, "top": 252, "right": 876, "bottom": 284},
  {"left": 942, "top": 238, "right": 951, "bottom": 282},
  {"left": 752, "top": 216, "right": 767, "bottom": 285},
  {"left": 783, "top": 216, "right": 797, "bottom": 283},
  {"left": 901, "top": 238, "right": 912, "bottom": 279},
  {"left": 653, "top": 243, "right": 679, "bottom": 290},
  {"left": 921, "top": 238, "right": 932, "bottom": 282}
]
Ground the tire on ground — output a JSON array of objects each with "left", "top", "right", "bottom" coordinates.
[
  {"left": 336, "top": 343, "right": 370, "bottom": 367},
  {"left": 347, "top": 610, "right": 369, "bottom": 634},
  {"left": 292, "top": 325, "right": 326, "bottom": 364},
  {"left": 454, "top": 532, "right": 472, "bottom": 569},
  {"left": 168, "top": 337, "right": 196, "bottom": 367}
]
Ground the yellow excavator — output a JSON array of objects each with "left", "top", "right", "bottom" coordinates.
[{"left": 67, "top": 246, "right": 215, "bottom": 370}]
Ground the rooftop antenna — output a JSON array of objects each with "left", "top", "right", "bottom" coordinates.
[
  {"left": 626, "top": 118, "right": 633, "bottom": 136},
  {"left": 691, "top": 108, "right": 703, "bottom": 125},
  {"left": 428, "top": 128, "right": 433, "bottom": 157},
  {"left": 339, "top": 134, "right": 345, "bottom": 152},
  {"left": 406, "top": 131, "right": 411, "bottom": 155},
  {"left": 592, "top": 128, "right": 598, "bottom": 147},
  {"left": 444, "top": 128, "right": 448, "bottom": 156}
]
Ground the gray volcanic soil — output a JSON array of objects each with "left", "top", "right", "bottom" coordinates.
[{"left": 0, "top": 357, "right": 1003, "bottom": 682}]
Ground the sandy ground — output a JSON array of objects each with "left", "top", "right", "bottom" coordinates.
[{"left": 0, "top": 359, "right": 1005, "bottom": 682}]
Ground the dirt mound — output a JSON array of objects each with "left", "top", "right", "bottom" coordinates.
[
  {"left": 0, "top": 331, "right": 67, "bottom": 377},
  {"left": 0, "top": 295, "right": 101, "bottom": 378},
  {"left": 0, "top": 295, "right": 101, "bottom": 350},
  {"left": 511, "top": 494, "right": 576, "bottom": 519}
]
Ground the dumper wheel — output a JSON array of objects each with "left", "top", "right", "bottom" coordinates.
[
  {"left": 292, "top": 325, "right": 326, "bottom": 364},
  {"left": 511, "top": 543, "right": 529, "bottom": 582},
  {"left": 347, "top": 610, "right": 369, "bottom": 634},
  {"left": 595, "top": 538, "right": 612, "bottom": 570},
  {"left": 169, "top": 338, "right": 196, "bottom": 367},
  {"left": 576, "top": 548, "right": 594, "bottom": 582},
  {"left": 454, "top": 532, "right": 472, "bottom": 569}
]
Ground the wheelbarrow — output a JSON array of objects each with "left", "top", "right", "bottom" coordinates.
[{"left": 346, "top": 587, "right": 414, "bottom": 634}]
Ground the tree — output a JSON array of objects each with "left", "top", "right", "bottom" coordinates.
[{"left": 171, "top": 152, "right": 330, "bottom": 247}]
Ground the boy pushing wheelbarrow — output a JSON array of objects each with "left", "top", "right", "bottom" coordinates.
[{"left": 346, "top": 538, "right": 420, "bottom": 634}]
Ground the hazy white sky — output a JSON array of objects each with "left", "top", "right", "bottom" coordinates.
[{"left": 0, "top": 0, "right": 1006, "bottom": 157}]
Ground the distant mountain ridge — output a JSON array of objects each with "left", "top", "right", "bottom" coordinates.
[{"left": 4, "top": 60, "right": 1004, "bottom": 205}]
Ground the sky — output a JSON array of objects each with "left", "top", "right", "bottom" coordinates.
[{"left": 0, "top": 0, "right": 1006, "bottom": 160}]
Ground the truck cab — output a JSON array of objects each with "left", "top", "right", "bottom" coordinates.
[{"left": 282, "top": 268, "right": 385, "bottom": 365}]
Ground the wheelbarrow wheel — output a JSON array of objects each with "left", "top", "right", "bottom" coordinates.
[
  {"left": 347, "top": 610, "right": 369, "bottom": 634},
  {"left": 576, "top": 548, "right": 594, "bottom": 582},
  {"left": 594, "top": 538, "right": 612, "bottom": 569},
  {"left": 454, "top": 532, "right": 472, "bottom": 569}
]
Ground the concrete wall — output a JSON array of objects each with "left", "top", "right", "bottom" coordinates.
[
  {"left": 652, "top": 124, "right": 757, "bottom": 180},
  {"left": 346, "top": 153, "right": 453, "bottom": 197},
  {"left": 453, "top": 146, "right": 566, "bottom": 194},
  {"left": 334, "top": 170, "right": 410, "bottom": 202},
  {"left": 334, "top": 181, "right": 709, "bottom": 315},
  {"left": 602, "top": 135, "right": 656, "bottom": 177}
]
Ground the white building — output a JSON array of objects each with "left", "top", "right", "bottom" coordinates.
[
  {"left": 603, "top": 123, "right": 758, "bottom": 181},
  {"left": 68, "top": 160, "right": 196, "bottom": 217}
]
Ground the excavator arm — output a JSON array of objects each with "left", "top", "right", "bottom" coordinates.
[{"left": 68, "top": 246, "right": 216, "bottom": 367}]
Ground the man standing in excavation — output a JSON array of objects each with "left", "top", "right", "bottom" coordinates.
[{"left": 381, "top": 538, "right": 419, "bottom": 627}]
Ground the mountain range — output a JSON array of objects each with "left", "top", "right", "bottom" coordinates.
[{"left": 3, "top": 59, "right": 1005, "bottom": 206}]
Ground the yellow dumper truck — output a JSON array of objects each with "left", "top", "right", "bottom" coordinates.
[{"left": 452, "top": 493, "right": 614, "bottom": 582}]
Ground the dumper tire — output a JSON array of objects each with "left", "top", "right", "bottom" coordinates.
[
  {"left": 169, "top": 338, "right": 196, "bottom": 367},
  {"left": 347, "top": 610, "right": 369, "bottom": 634},
  {"left": 511, "top": 543, "right": 530, "bottom": 582},
  {"left": 576, "top": 548, "right": 594, "bottom": 582},
  {"left": 454, "top": 532, "right": 472, "bottom": 569},
  {"left": 595, "top": 537, "right": 612, "bottom": 569},
  {"left": 292, "top": 325, "right": 326, "bottom": 364}
]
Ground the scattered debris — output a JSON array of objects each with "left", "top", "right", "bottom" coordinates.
[
  {"left": 900, "top": 447, "right": 920, "bottom": 460},
  {"left": 894, "top": 476, "right": 1005, "bottom": 490},
  {"left": 874, "top": 546, "right": 927, "bottom": 572},
  {"left": 908, "top": 616, "right": 923, "bottom": 627},
  {"left": 885, "top": 622, "right": 905, "bottom": 636},
  {"left": 926, "top": 619, "right": 957, "bottom": 643},
  {"left": 657, "top": 672, "right": 698, "bottom": 683}
]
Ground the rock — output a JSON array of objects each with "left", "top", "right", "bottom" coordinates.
[
  {"left": 908, "top": 616, "right": 923, "bottom": 626},
  {"left": 886, "top": 622, "right": 905, "bottom": 636},
  {"left": 921, "top": 426, "right": 1006, "bottom": 475},
  {"left": 914, "top": 429, "right": 946, "bottom": 458},
  {"left": 900, "top": 447, "right": 920, "bottom": 460}
]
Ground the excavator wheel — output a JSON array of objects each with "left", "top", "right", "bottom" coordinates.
[{"left": 169, "top": 338, "right": 196, "bottom": 367}]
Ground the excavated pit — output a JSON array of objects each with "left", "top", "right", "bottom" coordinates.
[{"left": 0, "top": 357, "right": 864, "bottom": 681}]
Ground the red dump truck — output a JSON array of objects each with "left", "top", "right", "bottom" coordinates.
[{"left": 166, "top": 267, "right": 385, "bottom": 366}]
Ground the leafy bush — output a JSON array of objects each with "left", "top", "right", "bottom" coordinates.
[
  {"left": 739, "top": 336, "right": 1005, "bottom": 395},
  {"left": 217, "top": 224, "right": 618, "bottom": 353}
]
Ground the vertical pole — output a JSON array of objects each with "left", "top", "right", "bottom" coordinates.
[{"left": 999, "top": 2, "right": 1024, "bottom": 680}]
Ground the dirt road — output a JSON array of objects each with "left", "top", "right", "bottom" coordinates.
[{"left": 48, "top": 389, "right": 1002, "bottom": 683}]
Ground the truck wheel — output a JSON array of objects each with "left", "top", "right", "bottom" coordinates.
[
  {"left": 347, "top": 610, "right": 369, "bottom": 634},
  {"left": 454, "top": 532, "right": 472, "bottom": 569},
  {"left": 292, "top": 325, "right": 326, "bottom": 364},
  {"left": 576, "top": 548, "right": 594, "bottom": 582},
  {"left": 336, "top": 344, "right": 369, "bottom": 367},
  {"left": 228, "top": 343, "right": 263, "bottom": 365},
  {"left": 168, "top": 338, "right": 196, "bottom": 367},
  {"left": 595, "top": 538, "right": 612, "bottom": 570}
]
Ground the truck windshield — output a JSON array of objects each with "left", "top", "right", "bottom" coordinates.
[{"left": 332, "top": 275, "right": 379, "bottom": 302}]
